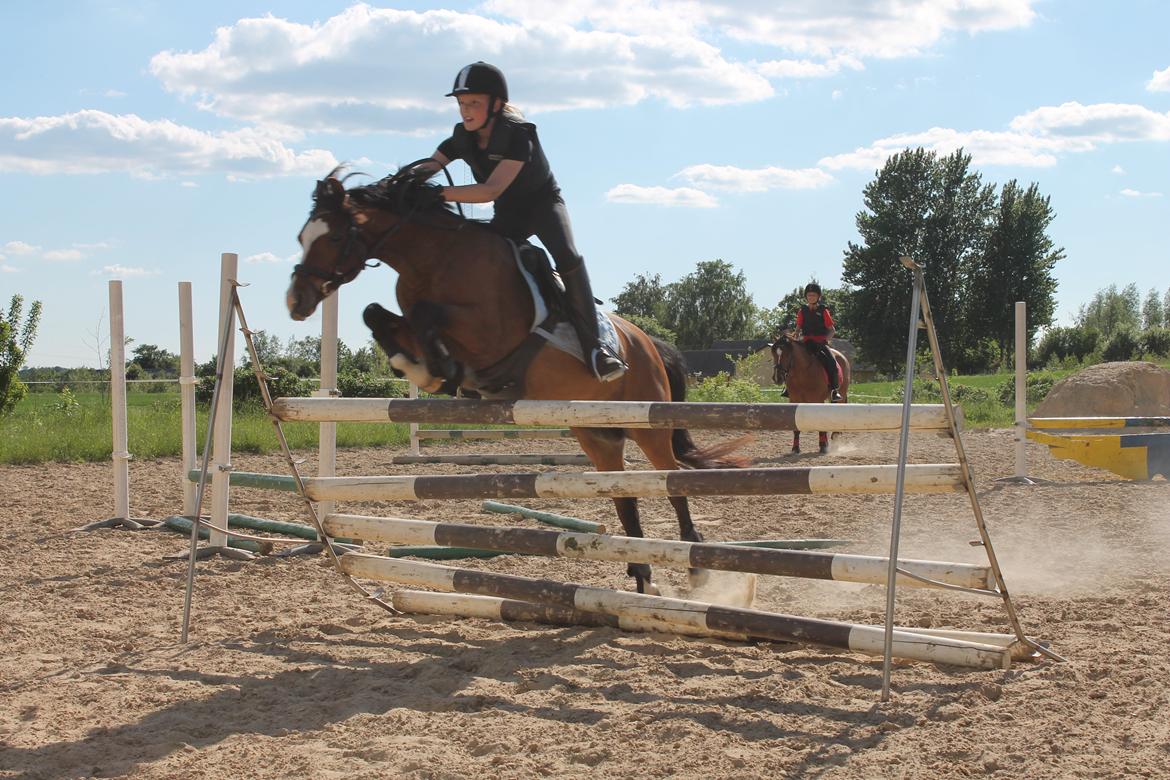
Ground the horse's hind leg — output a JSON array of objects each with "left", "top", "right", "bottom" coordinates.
[{"left": 574, "top": 429, "right": 656, "bottom": 594}]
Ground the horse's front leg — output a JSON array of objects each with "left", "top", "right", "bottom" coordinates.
[
  {"left": 791, "top": 431, "right": 801, "bottom": 453},
  {"left": 363, "top": 303, "right": 445, "bottom": 393},
  {"left": 408, "top": 300, "right": 462, "bottom": 387},
  {"left": 818, "top": 431, "right": 830, "bottom": 454},
  {"left": 573, "top": 428, "right": 658, "bottom": 594}
]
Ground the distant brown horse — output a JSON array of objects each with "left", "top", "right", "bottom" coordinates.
[
  {"left": 287, "top": 167, "right": 746, "bottom": 593},
  {"left": 770, "top": 331, "right": 851, "bottom": 453}
]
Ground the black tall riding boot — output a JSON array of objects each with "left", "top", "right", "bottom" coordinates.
[{"left": 560, "top": 264, "right": 627, "bottom": 382}]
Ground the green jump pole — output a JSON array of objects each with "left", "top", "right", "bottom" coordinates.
[
  {"left": 188, "top": 470, "right": 298, "bottom": 493},
  {"left": 161, "top": 516, "right": 272, "bottom": 554},
  {"left": 481, "top": 501, "right": 606, "bottom": 533}
]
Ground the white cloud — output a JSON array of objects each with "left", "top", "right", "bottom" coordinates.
[
  {"left": 819, "top": 102, "right": 1170, "bottom": 171},
  {"left": 1120, "top": 188, "right": 1163, "bottom": 198},
  {"left": 0, "top": 110, "right": 338, "bottom": 178},
  {"left": 245, "top": 251, "right": 296, "bottom": 264},
  {"left": 757, "top": 55, "right": 863, "bottom": 80},
  {"left": 675, "top": 163, "right": 833, "bottom": 192},
  {"left": 91, "top": 264, "right": 161, "bottom": 277},
  {"left": 1, "top": 264, "right": 17, "bottom": 273},
  {"left": 74, "top": 241, "right": 114, "bottom": 251},
  {"left": 149, "top": 5, "right": 773, "bottom": 134},
  {"left": 104, "top": 89, "right": 127, "bottom": 98},
  {"left": 1009, "top": 101, "right": 1170, "bottom": 143},
  {"left": 3, "top": 240, "right": 40, "bottom": 255},
  {"left": 180, "top": 181, "right": 198, "bottom": 188},
  {"left": 605, "top": 184, "right": 718, "bottom": 208},
  {"left": 1111, "top": 164, "right": 1125, "bottom": 174},
  {"left": 1147, "top": 66, "right": 1170, "bottom": 92},
  {"left": 487, "top": 0, "right": 1036, "bottom": 59},
  {"left": 43, "top": 249, "right": 84, "bottom": 261}
]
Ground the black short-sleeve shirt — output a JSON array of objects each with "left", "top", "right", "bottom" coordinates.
[{"left": 438, "top": 115, "right": 558, "bottom": 216}]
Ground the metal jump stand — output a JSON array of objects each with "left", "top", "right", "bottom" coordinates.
[{"left": 881, "top": 256, "right": 1064, "bottom": 700}]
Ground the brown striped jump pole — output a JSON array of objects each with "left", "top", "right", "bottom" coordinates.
[
  {"left": 390, "top": 590, "right": 1040, "bottom": 660},
  {"left": 324, "top": 514, "right": 993, "bottom": 590},
  {"left": 341, "top": 553, "right": 1011, "bottom": 670},
  {"left": 271, "top": 397, "right": 957, "bottom": 431},
  {"left": 300, "top": 464, "right": 964, "bottom": 502}
]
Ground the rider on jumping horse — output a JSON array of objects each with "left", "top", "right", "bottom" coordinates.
[
  {"left": 419, "top": 61, "right": 627, "bottom": 383},
  {"left": 783, "top": 282, "right": 843, "bottom": 403}
]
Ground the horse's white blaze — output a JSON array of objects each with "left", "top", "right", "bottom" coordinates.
[{"left": 299, "top": 218, "right": 330, "bottom": 256}]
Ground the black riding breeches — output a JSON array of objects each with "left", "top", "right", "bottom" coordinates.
[
  {"left": 489, "top": 196, "right": 584, "bottom": 274},
  {"left": 806, "top": 342, "right": 839, "bottom": 387}
]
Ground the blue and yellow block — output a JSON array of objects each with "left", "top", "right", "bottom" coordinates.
[{"left": 1027, "top": 417, "right": 1170, "bottom": 481}]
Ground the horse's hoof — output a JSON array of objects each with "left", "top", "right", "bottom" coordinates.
[
  {"left": 819, "top": 445, "right": 829, "bottom": 454},
  {"left": 642, "top": 581, "right": 662, "bottom": 597}
]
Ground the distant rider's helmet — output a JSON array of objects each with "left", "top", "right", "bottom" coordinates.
[{"left": 803, "top": 283, "right": 822, "bottom": 297}]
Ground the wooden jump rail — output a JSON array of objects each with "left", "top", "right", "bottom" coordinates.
[
  {"left": 388, "top": 590, "right": 1039, "bottom": 661},
  {"left": 299, "top": 464, "right": 964, "bottom": 502},
  {"left": 323, "top": 514, "right": 994, "bottom": 590},
  {"left": 340, "top": 553, "right": 1012, "bottom": 670},
  {"left": 270, "top": 397, "right": 960, "bottom": 431},
  {"left": 414, "top": 428, "right": 578, "bottom": 440}
]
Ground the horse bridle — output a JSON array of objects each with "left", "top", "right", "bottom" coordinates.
[
  {"left": 772, "top": 335, "right": 795, "bottom": 384},
  {"left": 291, "top": 159, "right": 463, "bottom": 294}
]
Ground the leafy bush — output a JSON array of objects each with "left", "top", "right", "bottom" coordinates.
[
  {"left": 196, "top": 366, "right": 314, "bottom": 406},
  {"left": 1101, "top": 328, "right": 1140, "bottom": 362},
  {"left": 688, "top": 372, "right": 764, "bottom": 402},
  {"left": 337, "top": 372, "right": 408, "bottom": 398},
  {"left": 995, "top": 371, "right": 1058, "bottom": 405},
  {"left": 1142, "top": 327, "right": 1170, "bottom": 358},
  {"left": 1035, "top": 325, "right": 1099, "bottom": 366}
]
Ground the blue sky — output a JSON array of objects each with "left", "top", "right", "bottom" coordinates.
[{"left": 2, "top": 0, "right": 1168, "bottom": 368}]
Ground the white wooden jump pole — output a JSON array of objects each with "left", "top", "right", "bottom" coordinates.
[
  {"left": 208, "top": 252, "right": 238, "bottom": 548},
  {"left": 404, "top": 381, "right": 587, "bottom": 466},
  {"left": 108, "top": 280, "right": 129, "bottom": 523},
  {"left": 272, "top": 397, "right": 957, "bottom": 431},
  {"left": 323, "top": 514, "right": 995, "bottom": 590},
  {"left": 1014, "top": 301, "right": 1027, "bottom": 479},
  {"left": 179, "top": 282, "right": 197, "bottom": 517},
  {"left": 340, "top": 553, "right": 1012, "bottom": 670}
]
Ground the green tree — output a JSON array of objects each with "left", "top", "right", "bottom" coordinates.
[
  {"left": 968, "top": 180, "right": 1063, "bottom": 366},
  {"left": 841, "top": 148, "right": 996, "bottom": 372},
  {"left": 1077, "top": 283, "right": 1141, "bottom": 339},
  {"left": 1, "top": 295, "right": 43, "bottom": 415},
  {"left": 662, "top": 259, "right": 757, "bottom": 349},
  {"left": 619, "top": 313, "right": 676, "bottom": 345},
  {"left": 612, "top": 273, "right": 670, "bottom": 323},
  {"left": 130, "top": 344, "right": 179, "bottom": 377},
  {"left": 1141, "top": 288, "right": 1165, "bottom": 331}
]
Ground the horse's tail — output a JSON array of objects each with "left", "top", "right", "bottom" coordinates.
[{"left": 650, "top": 336, "right": 752, "bottom": 469}]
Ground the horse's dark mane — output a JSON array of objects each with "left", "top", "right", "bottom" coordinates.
[{"left": 316, "top": 164, "right": 486, "bottom": 226}]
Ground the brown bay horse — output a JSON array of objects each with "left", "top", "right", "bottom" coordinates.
[
  {"left": 286, "top": 167, "right": 746, "bottom": 593},
  {"left": 770, "top": 331, "right": 851, "bottom": 453}
]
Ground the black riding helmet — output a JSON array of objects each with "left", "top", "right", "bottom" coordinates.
[
  {"left": 803, "top": 282, "right": 822, "bottom": 296},
  {"left": 446, "top": 62, "right": 509, "bottom": 102}
]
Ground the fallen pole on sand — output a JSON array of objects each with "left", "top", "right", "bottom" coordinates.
[
  {"left": 342, "top": 553, "right": 1011, "bottom": 670},
  {"left": 160, "top": 516, "right": 273, "bottom": 554},
  {"left": 390, "top": 590, "right": 1041, "bottom": 660},
  {"left": 325, "top": 514, "right": 992, "bottom": 590}
]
